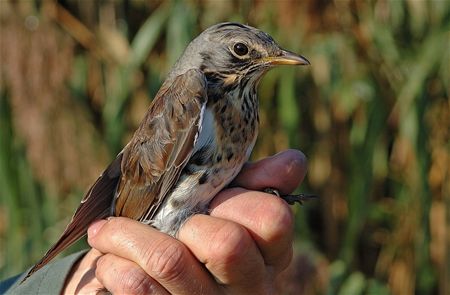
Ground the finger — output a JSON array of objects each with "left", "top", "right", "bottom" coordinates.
[
  {"left": 178, "top": 214, "right": 270, "bottom": 294},
  {"left": 231, "top": 149, "right": 307, "bottom": 194},
  {"left": 95, "top": 253, "right": 169, "bottom": 295},
  {"left": 87, "top": 217, "right": 220, "bottom": 295},
  {"left": 63, "top": 249, "right": 104, "bottom": 294},
  {"left": 210, "top": 188, "right": 294, "bottom": 273}
]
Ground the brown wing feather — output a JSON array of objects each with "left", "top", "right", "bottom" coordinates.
[
  {"left": 22, "top": 153, "right": 123, "bottom": 282},
  {"left": 22, "top": 69, "right": 207, "bottom": 283},
  {"left": 115, "top": 69, "right": 207, "bottom": 222}
]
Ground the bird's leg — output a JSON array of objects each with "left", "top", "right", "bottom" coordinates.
[{"left": 264, "top": 188, "right": 317, "bottom": 205}]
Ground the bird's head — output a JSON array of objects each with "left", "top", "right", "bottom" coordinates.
[{"left": 168, "top": 22, "right": 309, "bottom": 89}]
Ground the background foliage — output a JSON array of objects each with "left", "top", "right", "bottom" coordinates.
[{"left": 1, "top": 1, "right": 448, "bottom": 294}]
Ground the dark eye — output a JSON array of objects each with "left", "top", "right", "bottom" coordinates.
[{"left": 233, "top": 43, "right": 249, "bottom": 56}]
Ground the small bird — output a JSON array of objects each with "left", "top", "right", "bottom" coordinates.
[{"left": 23, "top": 22, "right": 310, "bottom": 281}]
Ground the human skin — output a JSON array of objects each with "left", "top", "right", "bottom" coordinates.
[{"left": 63, "top": 149, "right": 307, "bottom": 294}]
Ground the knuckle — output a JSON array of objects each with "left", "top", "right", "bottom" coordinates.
[
  {"left": 120, "top": 268, "right": 156, "bottom": 295},
  {"left": 144, "top": 239, "right": 186, "bottom": 282},
  {"left": 209, "top": 222, "right": 250, "bottom": 268},
  {"left": 95, "top": 254, "right": 114, "bottom": 286},
  {"left": 95, "top": 255, "right": 108, "bottom": 278},
  {"left": 261, "top": 197, "right": 294, "bottom": 243},
  {"left": 95, "top": 254, "right": 112, "bottom": 273},
  {"left": 95, "top": 254, "right": 157, "bottom": 295}
]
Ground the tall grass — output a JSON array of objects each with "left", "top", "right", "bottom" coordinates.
[{"left": 1, "top": 1, "right": 448, "bottom": 294}]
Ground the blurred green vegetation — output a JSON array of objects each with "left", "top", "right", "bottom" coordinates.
[{"left": 1, "top": 1, "right": 449, "bottom": 294}]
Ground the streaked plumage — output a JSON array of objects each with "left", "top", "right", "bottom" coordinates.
[{"left": 23, "top": 22, "right": 309, "bottom": 281}]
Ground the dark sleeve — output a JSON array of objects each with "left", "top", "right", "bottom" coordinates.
[{"left": 3, "top": 250, "right": 87, "bottom": 295}]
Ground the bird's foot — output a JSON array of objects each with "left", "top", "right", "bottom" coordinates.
[{"left": 264, "top": 188, "right": 318, "bottom": 205}]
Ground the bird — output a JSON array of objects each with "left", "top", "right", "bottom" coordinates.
[{"left": 23, "top": 22, "right": 310, "bottom": 282}]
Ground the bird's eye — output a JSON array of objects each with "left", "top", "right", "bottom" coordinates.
[{"left": 233, "top": 43, "right": 249, "bottom": 56}]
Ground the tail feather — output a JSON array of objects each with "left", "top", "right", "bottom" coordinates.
[
  {"left": 21, "top": 154, "right": 123, "bottom": 283},
  {"left": 21, "top": 215, "right": 98, "bottom": 283}
]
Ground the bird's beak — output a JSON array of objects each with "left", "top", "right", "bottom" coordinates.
[{"left": 264, "top": 50, "right": 310, "bottom": 66}]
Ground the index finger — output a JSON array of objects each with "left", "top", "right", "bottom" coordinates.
[
  {"left": 87, "top": 217, "right": 220, "bottom": 295},
  {"left": 209, "top": 188, "right": 294, "bottom": 273},
  {"left": 231, "top": 149, "right": 307, "bottom": 195}
]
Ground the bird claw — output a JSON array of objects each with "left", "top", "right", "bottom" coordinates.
[
  {"left": 264, "top": 187, "right": 281, "bottom": 197},
  {"left": 280, "top": 193, "right": 318, "bottom": 205},
  {"left": 264, "top": 188, "right": 318, "bottom": 205}
]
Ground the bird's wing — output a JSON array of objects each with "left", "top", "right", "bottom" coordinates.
[
  {"left": 115, "top": 69, "right": 207, "bottom": 222},
  {"left": 22, "top": 69, "right": 207, "bottom": 282}
]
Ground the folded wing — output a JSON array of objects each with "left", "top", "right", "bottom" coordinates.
[{"left": 22, "top": 69, "right": 207, "bottom": 282}]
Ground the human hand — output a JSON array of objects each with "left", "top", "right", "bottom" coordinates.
[{"left": 63, "top": 149, "right": 307, "bottom": 294}]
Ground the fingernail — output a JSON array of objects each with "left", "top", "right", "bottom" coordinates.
[{"left": 88, "top": 219, "right": 107, "bottom": 237}]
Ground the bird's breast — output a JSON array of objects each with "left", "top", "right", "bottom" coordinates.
[{"left": 151, "top": 94, "right": 259, "bottom": 235}]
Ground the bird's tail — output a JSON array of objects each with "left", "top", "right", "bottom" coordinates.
[
  {"left": 21, "top": 218, "right": 94, "bottom": 283},
  {"left": 21, "top": 154, "right": 123, "bottom": 283}
]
